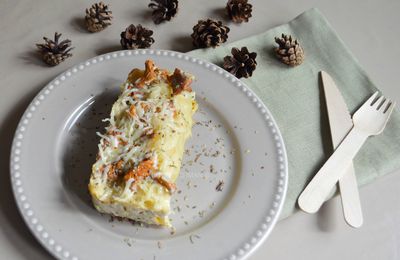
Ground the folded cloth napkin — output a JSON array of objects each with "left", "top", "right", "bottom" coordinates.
[{"left": 189, "top": 8, "right": 400, "bottom": 219}]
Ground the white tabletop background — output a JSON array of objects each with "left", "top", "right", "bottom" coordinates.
[{"left": 1, "top": 0, "right": 399, "bottom": 259}]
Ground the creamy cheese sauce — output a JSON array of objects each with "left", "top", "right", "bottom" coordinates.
[{"left": 89, "top": 62, "right": 197, "bottom": 225}]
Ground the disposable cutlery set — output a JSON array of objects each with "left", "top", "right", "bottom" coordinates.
[{"left": 298, "top": 71, "right": 396, "bottom": 228}]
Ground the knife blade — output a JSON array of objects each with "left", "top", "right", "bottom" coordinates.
[{"left": 321, "top": 71, "right": 363, "bottom": 227}]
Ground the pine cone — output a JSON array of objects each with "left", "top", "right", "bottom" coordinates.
[
  {"left": 148, "top": 0, "right": 178, "bottom": 24},
  {"left": 85, "top": 2, "right": 113, "bottom": 32},
  {"left": 120, "top": 24, "right": 155, "bottom": 49},
  {"left": 226, "top": 0, "right": 252, "bottom": 23},
  {"left": 274, "top": 34, "right": 305, "bottom": 66},
  {"left": 191, "top": 19, "right": 230, "bottom": 48},
  {"left": 223, "top": 47, "right": 257, "bottom": 78},
  {"left": 36, "top": 32, "right": 73, "bottom": 66}
]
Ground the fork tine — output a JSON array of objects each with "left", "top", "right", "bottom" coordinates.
[
  {"left": 384, "top": 101, "right": 396, "bottom": 114},
  {"left": 377, "top": 97, "right": 388, "bottom": 110},
  {"left": 378, "top": 98, "right": 389, "bottom": 111},
  {"left": 372, "top": 95, "right": 385, "bottom": 109},
  {"left": 366, "top": 91, "right": 379, "bottom": 106}
]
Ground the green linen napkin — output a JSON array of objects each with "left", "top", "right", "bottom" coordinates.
[{"left": 189, "top": 8, "right": 400, "bottom": 219}]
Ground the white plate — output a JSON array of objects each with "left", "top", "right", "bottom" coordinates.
[{"left": 10, "top": 50, "right": 288, "bottom": 260}]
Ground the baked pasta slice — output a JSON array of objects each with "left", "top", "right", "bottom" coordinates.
[{"left": 89, "top": 60, "right": 197, "bottom": 226}]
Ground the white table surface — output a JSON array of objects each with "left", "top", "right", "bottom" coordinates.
[{"left": 1, "top": 0, "right": 399, "bottom": 259}]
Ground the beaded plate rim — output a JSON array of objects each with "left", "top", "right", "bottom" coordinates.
[{"left": 9, "top": 49, "right": 288, "bottom": 260}]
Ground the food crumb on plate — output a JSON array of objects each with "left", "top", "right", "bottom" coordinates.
[
  {"left": 189, "top": 234, "right": 201, "bottom": 244},
  {"left": 209, "top": 202, "right": 216, "bottom": 209},
  {"left": 209, "top": 164, "right": 215, "bottom": 173},
  {"left": 216, "top": 180, "right": 224, "bottom": 191},
  {"left": 123, "top": 237, "right": 134, "bottom": 247},
  {"left": 198, "top": 210, "right": 206, "bottom": 218}
]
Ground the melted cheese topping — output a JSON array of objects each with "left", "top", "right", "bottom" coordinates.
[{"left": 88, "top": 60, "right": 197, "bottom": 226}]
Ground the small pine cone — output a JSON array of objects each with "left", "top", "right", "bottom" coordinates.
[
  {"left": 148, "top": 0, "right": 178, "bottom": 24},
  {"left": 120, "top": 24, "right": 155, "bottom": 49},
  {"left": 85, "top": 2, "right": 113, "bottom": 32},
  {"left": 223, "top": 47, "right": 257, "bottom": 78},
  {"left": 36, "top": 32, "right": 73, "bottom": 66},
  {"left": 274, "top": 34, "right": 305, "bottom": 66},
  {"left": 191, "top": 19, "right": 230, "bottom": 48},
  {"left": 226, "top": 0, "right": 252, "bottom": 23}
]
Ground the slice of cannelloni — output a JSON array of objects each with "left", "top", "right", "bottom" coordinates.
[{"left": 89, "top": 60, "right": 197, "bottom": 226}]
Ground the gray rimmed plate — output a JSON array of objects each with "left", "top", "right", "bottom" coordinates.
[{"left": 10, "top": 50, "right": 288, "bottom": 260}]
